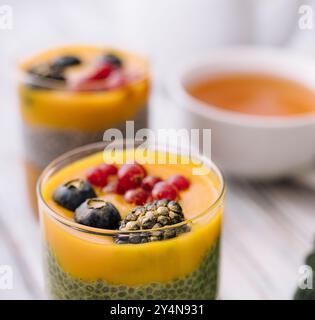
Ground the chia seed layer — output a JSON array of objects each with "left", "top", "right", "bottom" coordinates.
[
  {"left": 45, "top": 239, "right": 220, "bottom": 300},
  {"left": 22, "top": 106, "right": 148, "bottom": 169}
]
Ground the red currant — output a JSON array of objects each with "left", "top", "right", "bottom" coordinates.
[
  {"left": 87, "top": 62, "right": 113, "bottom": 81},
  {"left": 167, "top": 175, "right": 190, "bottom": 191},
  {"left": 99, "top": 164, "right": 118, "bottom": 177},
  {"left": 124, "top": 188, "right": 149, "bottom": 205},
  {"left": 86, "top": 168, "right": 108, "bottom": 187},
  {"left": 152, "top": 182, "right": 178, "bottom": 201},
  {"left": 116, "top": 180, "right": 127, "bottom": 195},
  {"left": 141, "top": 176, "right": 162, "bottom": 192},
  {"left": 118, "top": 163, "right": 147, "bottom": 192},
  {"left": 87, "top": 163, "right": 118, "bottom": 188}
]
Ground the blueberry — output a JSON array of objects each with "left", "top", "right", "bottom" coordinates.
[
  {"left": 52, "top": 55, "right": 81, "bottom": 68},
  {"left": 102, "top": 53, "right": 123, "bottom": 68},
  {"left": 74, "top": 199, "right": 121, "bottom": 229},
  {"left": 53, "top": 179, "right": 96, "bottom": 211}
]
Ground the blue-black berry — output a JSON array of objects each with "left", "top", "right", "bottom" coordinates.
[
  {"left": 52, "top": 55, "right": 81, "bottom": 68},
  {"left": 53, "top": 179, "right": 96, "bottom": 211},
  {"left": 74, "top": 199, "right": 121, "bottom": 229},
  {"left": 102, "top": 53, "right": 123, "bottom": 68}
]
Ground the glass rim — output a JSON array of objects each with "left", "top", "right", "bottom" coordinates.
[{"left": 37, "top": 141, "right": 226, "bottom": 236}]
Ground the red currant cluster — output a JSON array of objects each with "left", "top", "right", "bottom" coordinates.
[
  {"left": 70, "top": 53, "right": 133, "bottom": 91},
  {"left": 86, "top": 163, "right": 190, "bottom": 205}
]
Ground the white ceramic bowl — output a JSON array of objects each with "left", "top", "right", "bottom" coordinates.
[{"left": 167, "top": 47, "right": 315, "bottom": 180}]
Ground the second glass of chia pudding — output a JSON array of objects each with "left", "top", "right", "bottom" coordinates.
[{"left": 18, "top": 45, "right": 150, "bottom": 212}]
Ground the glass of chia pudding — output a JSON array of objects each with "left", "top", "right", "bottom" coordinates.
[
  {"left": 37, "top": 142, "right": 225, "bottom": 300},
  {"left": 18, "top": 45, "right": 149, "bottom": 212}
]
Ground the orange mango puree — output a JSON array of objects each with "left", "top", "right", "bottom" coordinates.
[
  {"left": 19, "top": 45, "right": 149, "bottom": 131},
  {"left": 40, "top": 150, "right": 224, "bottom": 285}
]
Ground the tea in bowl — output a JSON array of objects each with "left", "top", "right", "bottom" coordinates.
[{"left": 167, "top": 47, "right": 315, "bottom": 180}]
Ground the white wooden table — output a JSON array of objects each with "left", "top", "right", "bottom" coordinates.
[{"left": 0, "top": 0, "right": 314, "bottom": 300}]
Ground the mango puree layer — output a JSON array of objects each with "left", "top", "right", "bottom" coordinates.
[
  {"left": 19, "top": 45, "right": 149, "bottom": 131},
  {"left": 40, "top": 150, "right": 224, "bottom": 286}
]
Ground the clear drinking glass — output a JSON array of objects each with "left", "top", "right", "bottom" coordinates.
[{"left": 37, "top": 142, "right": 225, "bottom": 300}]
